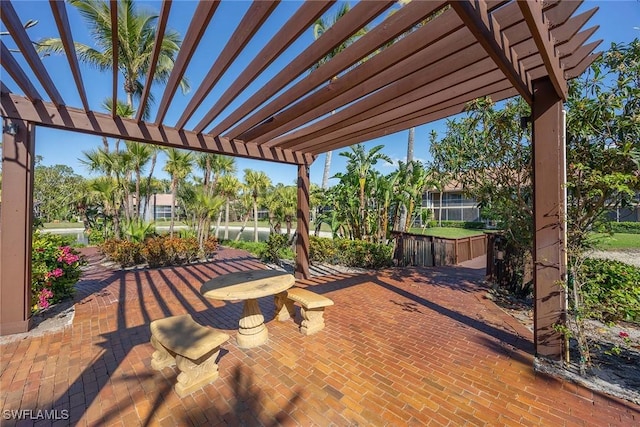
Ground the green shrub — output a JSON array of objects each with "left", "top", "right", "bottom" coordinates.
[
  {"left": 428, "top": 220, "right": 486, "bottom": 229},
  {"left": 32, "top": 232, "right": 86, "bottom": 312},
  {"left": 260, "top": 233, "right": 294, "bottom": 264},
  {"left": 221, "top": 240, "right": 266, "bottom": 256},
  {"left": 605, "top": 222, "right": 640, "bottom": 234},
  {"left": 576, "top": 258, "right": 640, "bottom": 323},
  {"left": 310, "top": 237, "right": 393, "bottom": 269}
]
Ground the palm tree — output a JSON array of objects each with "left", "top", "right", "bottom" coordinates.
[
  {"left": 243, "top": 169, "right": 272, "bottom": 242},
  {"left": 217, "top": 174, "right": 241, "bottom": 240},
  {"left": 313, "top": 3, "right": 368, "bottom": 189},
  {"left": 234, "top": 189, "right": 254, "bottom": 242},
  {"left": 163, "top": 148, "right": 193, "bottom": 236},
  {"left": 339, "top": 144, "right": 392, "bottom": 236},
  {"left": 37, "top": 0, "right": 189, "bottom": 114},
  {"left": 125, "top": 141, "right": 152, "bottom": 219}
]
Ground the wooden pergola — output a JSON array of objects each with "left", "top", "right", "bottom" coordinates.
[{"left": 0, "top": 0, "right": 601, "bottom": 359}]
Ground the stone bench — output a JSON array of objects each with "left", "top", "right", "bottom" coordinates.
[
  {"left": 277, "top": 288, "right": 334, "bottom": 335},
  {"left": 150, "top": 314, "right": 229, "bottom": 397}
]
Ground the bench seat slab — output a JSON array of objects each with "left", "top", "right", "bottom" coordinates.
[{"left": 149, "top": 314, "right": 229, "bottom": 397}]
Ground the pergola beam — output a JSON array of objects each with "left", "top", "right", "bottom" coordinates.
[
  {"left": 549, "top": 7, "right": 598, "bottom": 44},
  {"left": 565, "top": 52, "right": 601, "bottom": 79},
  {"left": 212, "top": 2, "right": 430, "bottom": 138},
  {"left": 0, "top": 0, "right": 64, "bottom": 106},
  {"left": 0, "top": 41, "right": 42, "bottom": 101},
  {"left": 154, "top": 1, "right": 219, "bottom": 125},
  {"left": 517, "top": 0, "right": 567, "bottom": 99},
  {"left": 236, "top": 3, "right": 456, "bottom": 143},
  {"left": 450, "top": 0, "right": 532, "bottom": 104},
  {"left": 0, "top": 93, "right": 313, "bottom": 166},
  {"left": 50, "top": 0, "right": 90, "bottom": 112},
  {"left": 178, "top": 0, "right": 332, "bottom": 130},
  {"left": 202, "top": 0, "right": 394, "bottom": 135},
  {"left": 136, "top": 0, "right": 172, "bottom": 122},
  {"left": 173, "top": 1, "right": 279, "bottom": 129},
  {"left": 274, "top": 45, "right": 493, "bottom": 149}
]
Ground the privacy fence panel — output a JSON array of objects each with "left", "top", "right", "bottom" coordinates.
[{"left": 392, "top": 232, "right": 487, "bottom": 267}]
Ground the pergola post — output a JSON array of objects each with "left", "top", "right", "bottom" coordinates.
[
  {"left": 532, "top": 78, "right": 567, "bottom": 360},
  {"left": 1, "top": 119, "right": 35, "bottom": 335},
  {"left": 295, "top": 163, "right": 310, "bottom": 279}
]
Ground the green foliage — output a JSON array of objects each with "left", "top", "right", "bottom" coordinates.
[
  {"left": 429, "top": 97, "right": 533, "bottom": 294},
  {"left": 31, "top": 232, "right": 86, "bottom": 312},
  {"left": 260, "top": 233, "right": 293, "bottom": 264},
  {"left": 34, "top": 164, "right": 85, "bottom": 222},
  {"left": 601, "top": 222, "right": 640, "bottom": 234},
  {"left": 592, "top": 233, "right": 640, "bottom": 250},
  {"left": 221, "top": 240, "right": 266, "bottom": 256},
  {"left": 425, "top": 220, "right": 486, "bottom": 230},
  {"left": 123, "top": 220, "right": 156, "bottom": 242},
  {"left": 309, "top": 236, "right": 393, "bottom": 269},
  {"left": 575, "top": 259, "right": 640, "bottom": 324},
  {"left": 566, "top": 39, "right": 640, "bottom": 249}
]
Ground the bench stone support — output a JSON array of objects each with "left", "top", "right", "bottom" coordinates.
[
  {"left": 299, "top": 307, "right": 326, "bottom": 336},
  {"left": 285, "top": 288, "right": 334, "bottom": 335},
  {"left": 174, "top": 350, "right": 221, "bottom": 397},
  {"left": 151, "top": 335, "right": 177, "bottom": 370},
  {"left": 274, "top": 291, "right": 295, "bottom": 321},
  {"left": 149, "top": 314, "right": 229, "bottom": 397}
]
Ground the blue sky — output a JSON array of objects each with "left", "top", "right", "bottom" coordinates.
[{"left": 3, "top": 0, "right": 639, "bottom": 186}]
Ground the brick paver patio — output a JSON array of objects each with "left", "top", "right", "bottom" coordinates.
[{"left": 1, "top": 247, "right": 638, "bottom": 426}]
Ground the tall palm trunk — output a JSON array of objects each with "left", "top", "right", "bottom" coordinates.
[
  {"left": 224, "top": 199, "right": 231, "bottom": 240},
  {"left": 170, "top": 178, "right": 178, "bottom": 237},
  {"left": 236, "top": 212, "right": 251, "bottom": 241},
  {"left": 134, "top": 169, "right": 141, "bottom": 219},
  {"left": 142, "top": 149, "right": 158, "bottom": 219},
  {"left": 321, "top": 151, "right": 332, "bottom": 189},
  {"left": 253, "top": 199, "right": 259, "bottom": 242}
]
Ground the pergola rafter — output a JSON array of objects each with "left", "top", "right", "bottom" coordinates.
[
  {"left": 0, "top": 0, "right": 604, "bottom": 361},
  {"left": 49, "top": 0, "right": 90, "bottom": 112}
]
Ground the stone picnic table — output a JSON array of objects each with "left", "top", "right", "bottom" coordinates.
[{"left": 200, "top": 270, "right": 295, "bottom": 348}]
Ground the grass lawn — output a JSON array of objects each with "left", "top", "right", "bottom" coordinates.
[
  {"left": 592, "top": 233, "right": 640, "bottom": 250},
  {"left": 407, "top": 227, "right": 486, "bottom": 239},
  {"left": 42, "top": 222, "right": 85, "bottom": 229}
]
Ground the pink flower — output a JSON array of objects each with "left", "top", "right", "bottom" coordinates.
[
  {"left": 619, "top": 331, "right": 629, "bottom": 338},
  {"left": 50, "top": 268, "right": 64, "bottom": 278},
  {"left": 38, "top": 288, "right": 53, "bottom": 309}
]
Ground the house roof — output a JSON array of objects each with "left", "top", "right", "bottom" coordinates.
[{"left": 0, "top": 0, "right": 601, "bottom": 166}]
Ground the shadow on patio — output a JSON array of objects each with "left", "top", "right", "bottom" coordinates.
[{"left": 1, "top": 246, "right": 638, "bottom": 426}]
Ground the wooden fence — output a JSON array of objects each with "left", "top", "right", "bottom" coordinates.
[{"left": 391, "top": 232, "right": 488, "bottom": 267}]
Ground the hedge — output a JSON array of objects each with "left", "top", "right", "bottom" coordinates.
[{"left": 426, "top": 220, "right": 486, "bottom": 229}]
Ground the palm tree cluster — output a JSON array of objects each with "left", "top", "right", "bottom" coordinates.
[{"left": 317, "top": 144, "right": 432, "bottom": 243}]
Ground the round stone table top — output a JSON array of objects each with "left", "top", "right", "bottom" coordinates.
[{"left": 200, "top": 270, "right": 295, "bottom": 301}]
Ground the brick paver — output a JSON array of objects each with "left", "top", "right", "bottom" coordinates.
[{"left": 1, "top": 247, "right": 638, "bottom": 426}]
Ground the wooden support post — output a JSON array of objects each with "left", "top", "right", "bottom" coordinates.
[
  {"left": 532, "top": 78, "right": 567, "bottom": 360},
  {"left": 1, "top": 120, "right": 35, "bottom": 335},
  {"left": 295, "top": 163, "right": 310, "bottom": 279}
]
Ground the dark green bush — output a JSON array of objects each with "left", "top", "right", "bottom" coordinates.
[
  {"left": 260, "top": 233, "right": 291, "bottom": 264},
  {"left": 310, "top": 237, "right": 393, "bottom": 269},
  {"left": 576, "top": 258, "right": 640, "bottom": 323},
  {"left": 426, "top": 220, "right": 486, "bottom": 229},
  {"left": 605, "top": 222, "right": 640, "bottom": 234}
]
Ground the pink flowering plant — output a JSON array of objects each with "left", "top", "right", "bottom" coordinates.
[{"left": 31, "top": 232, "right": 85, "bottom": 312}]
